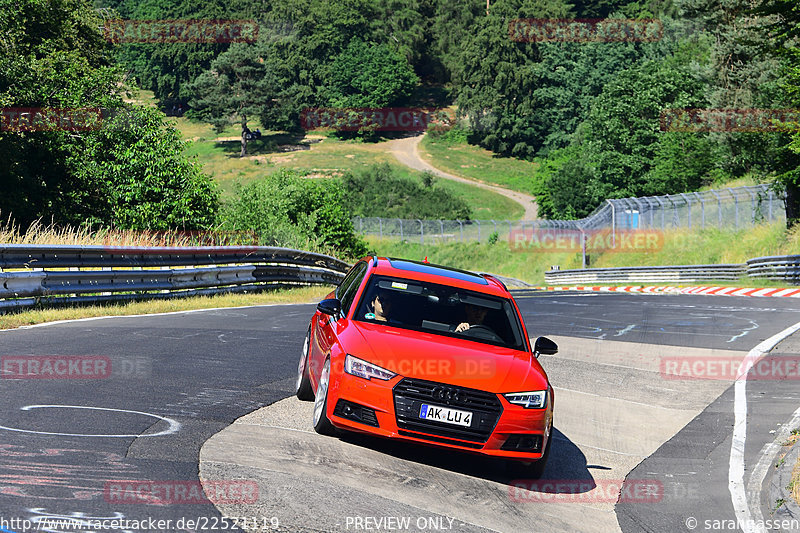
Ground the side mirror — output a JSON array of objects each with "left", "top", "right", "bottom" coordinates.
[
  {"left": 533, "top": 336, "right": 558, "bottom": 358},
  {"left": 317, "top": 298, "right": 342, "bottom": 317}
]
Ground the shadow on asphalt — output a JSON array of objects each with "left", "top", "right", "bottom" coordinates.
[{"left": 334, "top": 426, "right": 598, "bottom": 493}]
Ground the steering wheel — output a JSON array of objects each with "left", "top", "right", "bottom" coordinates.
[{"left": 462, "top": 324, "right": 503, "bottom": 342}]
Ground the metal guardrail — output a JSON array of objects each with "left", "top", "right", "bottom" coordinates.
[
  {"left": 746, "top": 255, "right": 800, "bottom": 283},
  {"left": 0, "top": 245, "right": 350, "bottom": 312},
  {"left": 544, "top": 264, "right": 747, "bottom": 284}
]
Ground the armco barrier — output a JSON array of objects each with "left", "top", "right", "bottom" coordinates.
[
  {"left": 0, "top": 245, "right": 350, "bottom": 312},
  {"left": 746, "top": 255, "right": 800, "bottom": 284},
  {"left": 544, "top": 264, "right": 747, "bottom": 284}
]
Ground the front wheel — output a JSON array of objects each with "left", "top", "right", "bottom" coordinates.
[
  {"left": 296, "top": 329, "right": 314, "bottom": 401},
  {"left": 312, "top": 359, "right": 337, "bottom": 436}
]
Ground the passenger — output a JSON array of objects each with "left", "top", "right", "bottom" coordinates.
[{"left": 369, "top": 290, "right": 394, "bottom": 323}]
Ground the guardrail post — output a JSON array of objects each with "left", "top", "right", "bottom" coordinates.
[
  {"left": 417, "top": 219, "right": 424, "bottom": 244},
  {"left": 456, "top": 219, "right": 463, "bottom": 242},
  {"left": 379, "top": 217, "right": 383, "bottom": 238},
  {"left": 439, "top": 220, "right": 444, "bottom": 242},
  {"left": 731, "top": 189, "right": 739, "bottom": 229},
  {"left": 398, "top": 219, "right": 403, "bottom": 240}
]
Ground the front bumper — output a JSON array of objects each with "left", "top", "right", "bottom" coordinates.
[{"left": 328, "top": 372, "right": 552, "bottom": 460}]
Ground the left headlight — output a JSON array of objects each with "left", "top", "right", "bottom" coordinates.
[
  {"left": 345, "top": 354, "right": 396, "bottom": 381},
  {"left": 504, "top": 390, "right": 548, "bottom": 409}
]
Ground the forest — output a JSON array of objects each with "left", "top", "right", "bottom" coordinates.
[{"left": 1, "top": 0, "right": 799, "bottom": 255}]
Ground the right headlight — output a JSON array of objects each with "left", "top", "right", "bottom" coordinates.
[{"left": 504, "top": 390, "right": 548, "bottom": 409}]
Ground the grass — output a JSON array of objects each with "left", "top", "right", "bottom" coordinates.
[
  {"left": 175, "top": 119, "right": 522, "bottom": 219},
  {"left": 793, "top": 455, "right": 800, "bottom": 506},
  {"left": 367, "top": 222, "right": 800, "bottom": 285},
  {"left": 419, "top": 133, "right": 538, "bottom": 195},
  {"left": 126, "top": 89, "right": 524, "bottom": 219},
  {"left": 0, "top": 286, "right": 333, "bottom": 330}
]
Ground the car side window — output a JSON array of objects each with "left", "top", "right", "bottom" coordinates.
[{"left": 336, "top": 261, "right": 368, "bottom": 317}]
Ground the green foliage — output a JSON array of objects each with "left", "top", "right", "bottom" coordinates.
[
  {"left": 0, "top": 0, "right": 219, "bottom": 230},
  {"left": 221, "top": 168, "right": 368, "bottom": 257},
  {"left": 341, "top": 164, "right": 472, "bottom": 220},
  {"left": 66, "top": 106, "right": 219, "bottom": 229},
  {"left": 99, "top": 0, "right": 253, "bottom": 104},
  {"left": 319, "top": 39, "right": 418, "bottom": 108}
]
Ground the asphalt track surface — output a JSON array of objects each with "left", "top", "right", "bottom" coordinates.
[{"left": 0, "top": 293, "right": 798, "bottom": 532}]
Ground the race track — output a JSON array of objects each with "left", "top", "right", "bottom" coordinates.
[{"left": 0, "top": 293, "right": 799, "bottom": 532}]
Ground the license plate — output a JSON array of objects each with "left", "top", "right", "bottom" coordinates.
[{"left": 419, "top": 403, "right": 472, "bottom": 427}]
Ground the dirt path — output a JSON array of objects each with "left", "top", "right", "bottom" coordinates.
[{"left": 384, "top": 134, "right": 539, "bottom": 220}]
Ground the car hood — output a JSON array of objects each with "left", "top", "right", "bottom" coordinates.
[{"left": 345, "top": 321, "right": 548, "bottom": 393}]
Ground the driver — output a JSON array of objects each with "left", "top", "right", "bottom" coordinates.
[{"left": 455, "top": 303, "right": 489, "bottom": 333}]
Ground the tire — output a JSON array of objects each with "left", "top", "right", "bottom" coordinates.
[
  {"left": 312, "top": 359, "right": 337, "bottom": 436},
  {"left": 296, "top": 328, "right": 314, "bottom": 401}
]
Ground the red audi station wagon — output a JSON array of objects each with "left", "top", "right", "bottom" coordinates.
[{"left": 296, "top": 257, "right": 557, "bottom": 476}]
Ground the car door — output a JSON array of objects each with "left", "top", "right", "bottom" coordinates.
[{"left": 311, "top": 261, "right": 368, "bottom": 381}]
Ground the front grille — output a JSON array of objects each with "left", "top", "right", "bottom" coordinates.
[{"left": 393, "top": 378, "right": 503, "bottom": 443}]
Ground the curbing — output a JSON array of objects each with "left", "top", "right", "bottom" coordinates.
[{"left": 520, "top": 286, "right": 800, "bottom": 297}]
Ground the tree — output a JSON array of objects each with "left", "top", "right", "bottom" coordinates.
[
  {"left": 189, "top": 43, "right": 275, "bottom": 156},
  {"left": 0, "top": 0, "right": 218, "bottom": 229},
  {"left": 319, "top": 39, "right": 418, "bottom": 108},
  {"left": 98, "top": 0, "right": 253, "bottom": 106},
  {"left": 752, "top": 0, "right": 800, "bottom": 226}
]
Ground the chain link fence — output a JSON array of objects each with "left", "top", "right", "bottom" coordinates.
[{"left": 353, "top": 185, "right": 785, "bottom": 244}]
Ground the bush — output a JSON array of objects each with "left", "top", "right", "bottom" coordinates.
[
  {"left": 220, "top": 169, "right": 368, "bottom": 258},
  {"left": 342, "top": 163, "right": 472, "bottom": 220}
]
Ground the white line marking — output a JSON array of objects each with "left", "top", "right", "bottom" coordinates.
[
  {"left": 729, "top": 320, "right": 800, "bottom": 533},
  {"left": 0, "top": 405, "right": 181, "bottom": 437},
  {"left": 553, "top": 386, "right": 688, "bottom": 411},
  {"left": 614, "top": 324, "right": 636, "bottom": 337}
]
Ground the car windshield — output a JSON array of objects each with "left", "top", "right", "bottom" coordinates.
[{"left": 354, "top": 275, "right": 526, "bottom": 351}]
